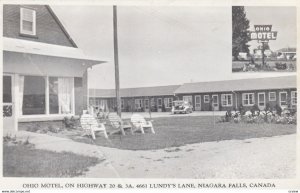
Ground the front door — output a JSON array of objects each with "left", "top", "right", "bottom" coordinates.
[
  {"left": 279, "top": 92, "right": 288, "bottom": 109},
  {"left": 3, "top": 74, "right": 16, "bottom": 135},
  {"left": 212, "top": 95, "right": 219, "bottom": 111},
  {"left": 195, "top": 95, "right": 201, "bottom": 111},
  {"left": 258, "top": 92, "right": 265, "bottom": 110},
  {"left": 144, "top": 99, "right": 149, "bottom": 112}
]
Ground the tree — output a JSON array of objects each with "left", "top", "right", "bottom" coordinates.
[{"left": 232, "top": 6, "right": 250, "bottom": 60}]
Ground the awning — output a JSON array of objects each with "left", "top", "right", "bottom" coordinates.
[
  {"left": 3, "top": 37, "right": 107, "bottom": 77},
  {"left": 3, "top": 37, "right": 106, "bottom": 66}
]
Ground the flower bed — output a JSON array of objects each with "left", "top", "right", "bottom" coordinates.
[{"left": 219, "top": 108, "right": 296, "bottom": 125}]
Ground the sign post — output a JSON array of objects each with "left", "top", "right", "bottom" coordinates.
[{"left": 249, "top": 25, "right": 277, "bottom": 67}]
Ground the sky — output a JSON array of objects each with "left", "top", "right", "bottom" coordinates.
[
  {"left": 245, "top": 6, "right": 297, "bottom": 53},
  {"left": 52, "top": 6, "right": 297, "bottom": 89}
]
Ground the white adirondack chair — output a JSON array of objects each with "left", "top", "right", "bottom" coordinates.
[
  {"left": 80, "top": 113, "right": 108, "bottom": 140},
  {"left": 130, "top": 114, "right": 155, "bottom": 134},
  {"left": 108, "top": 113, "right": 133, "bottom": 135}
]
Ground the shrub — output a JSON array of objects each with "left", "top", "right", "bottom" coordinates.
[
  {"left": 250, "top": 104, "right": 259, "bottom": 116},
  {"left": 274, "top": 104, "right": 282, "bottom": 116},
  {"left": 275, "top": 62, "right": 287, "bottom": 70},
  {"left": 48, "top": 125, "right": 60, "bottom": 133},
  {"left": 238, "top": 104, "right": 245, "bottom": 115},
  {"left": 63, "top": 116, "right": 77, "bottom": 129}
]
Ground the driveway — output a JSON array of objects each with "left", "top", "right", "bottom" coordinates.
[{"left": 82, "top": 134, "right": 296, "bottom": 178}]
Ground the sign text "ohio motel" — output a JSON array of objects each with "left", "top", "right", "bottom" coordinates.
[{"left": 249, "top": 25, "right": 277, "bottom": 41}]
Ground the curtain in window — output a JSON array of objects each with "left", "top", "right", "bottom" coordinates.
[
  {"left": 58, "top": 77, "right": 73, "bottom": 114},
  {"left": 19, "top": 76, "right": 24, "bottom": 116}
]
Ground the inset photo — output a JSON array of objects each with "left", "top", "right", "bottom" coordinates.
[{"left": 232, "top": 6, "right": 296, "bottom": 72}]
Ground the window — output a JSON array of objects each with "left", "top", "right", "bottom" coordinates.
[
  {"left": 19, "top": 75, "right": 74, "bottom": 116},
  {"left": 183, "top": 96, "right": 193, "bottom": 105},
  {"left": 22, "top": 76, "right": 46, "bottom": 115},
  {"left": 20, "top": 7, "right": 36, "bottom": 36},
  {"left": 291, "top": 91, "right": 297, "bottom": 105},
  {"left": 204, "top": 95, "right": 209, "bottom": 103},
  {"left": 49, "top": 77, "right": 59, "bottom": 114},
  {"left": 3, "top": 76, "right": 12, "bottom": 103},
  {"left": 242, "top": 93, "right": 254, "bottom": 106},
  {"left": 221, "top": 94, "right": 232, "bottom": 106},
  {"left": 157, "top": 98, "right": 162, "bottom": 107},
  {"left": 164, "top": 98, "right": 173, "bottom": 108},
  {"left": 269, "top": 92, "right": 276, "bottom": 101}
]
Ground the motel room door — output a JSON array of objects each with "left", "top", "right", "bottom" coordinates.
[
  {"left": 279, "top": 92, "right": 288, "bottom": 109},
  {"left": 3, "top": 74, "right": 17, "bottom": 135},
  {"left": 212, "top": 95, "right": 219, "bottom": 111},
  {"left": 144, "top": 99, "right": 150, "bottom": 112},
  {"left": 258, "top": 92, "right": 266, "bottom": 110},
  {"left": 195, "top": 95, "right": 201, "bottom": 111}
]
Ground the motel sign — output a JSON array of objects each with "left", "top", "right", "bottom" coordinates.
[
  {"left": 249, "top": 25, "right": 277, "bottom": 41},
  {"left": 249, "top": 25, "right": 278, "bottom": 66}
]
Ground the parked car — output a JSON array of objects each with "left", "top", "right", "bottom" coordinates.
[{"left": 171, "top": 100, "right": 193, "bottom": 114}]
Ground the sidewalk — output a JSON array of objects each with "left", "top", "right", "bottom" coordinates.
[
  {"left": 87, "top": 134, "right": 297, "bottom": 178},
  {"left": 81, "top": 134, "right": 296, "bottom": 178},
  {"left": 15, "top": 131, "right": 296, "bottom": 178},
  {"left": 16, "top": 131, "right": 105, "bottom": 159}
]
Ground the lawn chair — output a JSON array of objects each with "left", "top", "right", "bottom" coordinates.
[
  {"left": 80, "top": 112, "right": 108, "bottom": 140},
  {"left": 108, "top": 113, "right": 133, "bottom": 135},
  {"left": 131, "top": 114, "right": 155, "bottom": 134}
]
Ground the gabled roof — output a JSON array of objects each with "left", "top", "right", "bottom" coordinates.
[
  {"left": 174, "top": 76, "right": 296, "bottom": 94},
  {"left": 46, "top": 5, "right": 78, "bottom": 48},
  {"left": 89, "top": 85, "right": 180, "bottom": 98}
]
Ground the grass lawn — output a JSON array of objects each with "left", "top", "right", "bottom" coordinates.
[
  {"left": 73, "top": 116, "right": 296, "bottom": 150},
  {"left": 3, "top": 143, "right": 100, "bottom": 177}
]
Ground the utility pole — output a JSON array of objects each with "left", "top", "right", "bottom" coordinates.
[
  {"left": 261, "top": 41, "right": 265, "bottom": 67},
  {"left": 113, "top": 5, "right": 121, "bottom": 117}
]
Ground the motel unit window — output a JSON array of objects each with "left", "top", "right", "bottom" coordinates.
[
  {"left": 242, "top": 93, "right": 254, "bottom": 106},
  {"left": 204, "top": 95, "right": 209, "bottom": 103},
  {"left": 291, "top": 91, "right": 297, "bottom": 105},
  {"left": 269, "top": 92, "right": 276, "bottom": 101},
  {"left": 157, "top": 98, "right": 162, "bottom": 107},
  {"left": 19, "top": 75, "right": 74, "bottom": 116},
  {"left": 20, "top": 7, "right": 36, "bottom": 36},
  {"left": 221, "top": 94, "right": 232, "bottom": 106},
  {"left": 164, "top": 98, "right": 173, "bottom": 108}
]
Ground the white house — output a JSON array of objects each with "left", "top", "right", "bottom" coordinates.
[{"left": 2, "top": 5, "right": 106, "bottom": 135}]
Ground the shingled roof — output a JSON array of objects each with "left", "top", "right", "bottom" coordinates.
[
  {"left": 174, "top": 76, "right": 296, "bottom": 94},
  {"left": 89, "top": 85, "right": 180, "bottom": 98}
]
